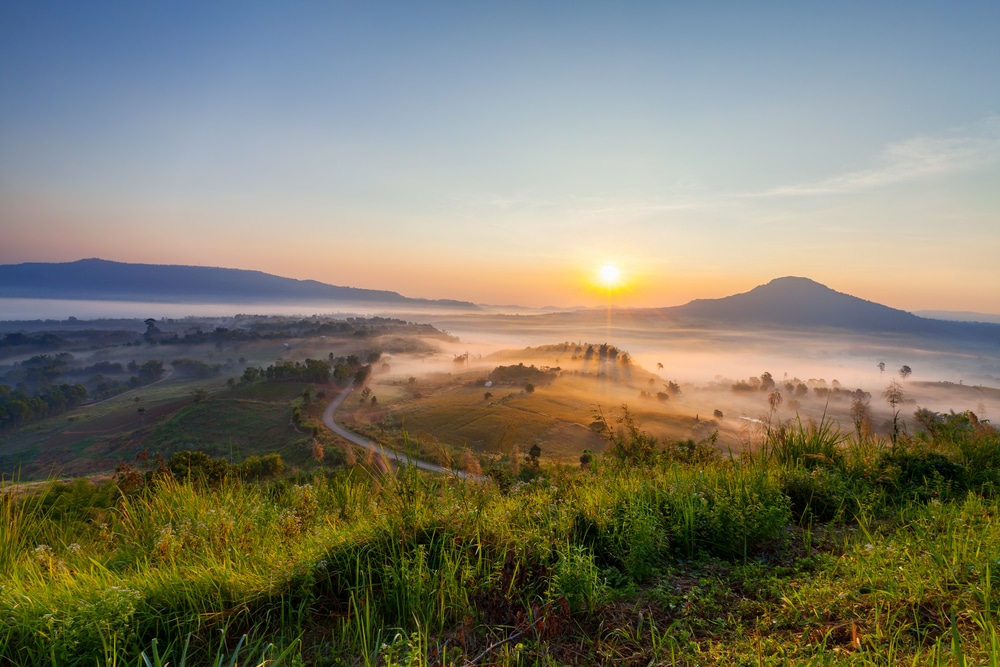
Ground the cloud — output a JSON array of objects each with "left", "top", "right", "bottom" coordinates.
[{"left": 752, "top": 116, "right": 1000, "bottom": 198}]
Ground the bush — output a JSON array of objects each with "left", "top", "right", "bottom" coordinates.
[
  {"left": 781, "top": 466, "right": 852, "bottom": 523},
  {"left": 875, "top": 448, "right": 967, "bottom": 501}
]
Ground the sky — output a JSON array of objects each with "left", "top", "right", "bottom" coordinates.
[{"left": 1, "top": 2, "right": 999, "bottom": 311}]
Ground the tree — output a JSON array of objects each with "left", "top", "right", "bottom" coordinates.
[
  {"left": 768, "top": 389, "right": 782, "bottom": 411},
  {"left": 877, "top": 361, "right": 885, "bottom": 377},
  {"left": 524, "top": 383, "right": 535, "bottom": 394},
  {"left": 882, "top": 380, "right": 905, "bottom": 444},
  {"left": 899, "top": 365, "right": 912, "bottom": 381},
  {"left": 138, "top": 360, "right": 165, "bottom": 383},
  {"left": 850, "top": 394, "right": 871, "bottom": 439},
  {"left": 527, "top": 444, "right": 542, "bottom": 468},
  {"left": 137, "top": 407, "right": 146, "bottom": 427}
]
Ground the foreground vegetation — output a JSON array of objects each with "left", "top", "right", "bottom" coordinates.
[{"left": 2, "top": 408, "right": 1000, "bottom": 665}]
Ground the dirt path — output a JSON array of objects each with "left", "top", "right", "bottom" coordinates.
[{"left": 322, "top": 382, "right": 483, "bottom": 481}]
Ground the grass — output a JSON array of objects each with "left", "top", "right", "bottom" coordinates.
[
  {"left": 371, "top": 373, "right": 692, "bottom": 463},
  {"left": 2, "top": 410, "right": 1000, "bottom": 665},
  {"left": 1, "top": 380, "right": 324, "bottom": 480},
  {"left": 142, "top": 397, "right": 306, "bottom": 460}
]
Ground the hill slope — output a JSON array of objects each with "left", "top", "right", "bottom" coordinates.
[
  {"left": 658, "top": 276, "right": 1000, "bottom": 339},
  {"left": 0, "top": 258, "right": 478, "bottom": 309}
]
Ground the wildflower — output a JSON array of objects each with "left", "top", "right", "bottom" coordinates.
[{"left": 66, "top": 543, "right": 81, "bottom": 553}]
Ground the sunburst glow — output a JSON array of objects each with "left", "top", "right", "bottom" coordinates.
[{"left": 599, "top": 264, "right": 621, "bottom": 286}]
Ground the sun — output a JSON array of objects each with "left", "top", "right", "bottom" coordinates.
[{"left": 599, "top": 264, "right": 621, "bottom": 287}]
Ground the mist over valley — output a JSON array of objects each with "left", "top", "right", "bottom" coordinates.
[{"left": 3, "top": 263, "right": 998, "bottom": 480}]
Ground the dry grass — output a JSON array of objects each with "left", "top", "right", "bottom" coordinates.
[{"left": 361, "top": 371, "right": 702, "bottom": 463}]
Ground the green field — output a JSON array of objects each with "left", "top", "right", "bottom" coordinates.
[
  {"left": 0, "top": 377, "right": 333, "bottom": 480},
  {"left": 3, "top": 410, "right": 1000, "bottom": 665}
]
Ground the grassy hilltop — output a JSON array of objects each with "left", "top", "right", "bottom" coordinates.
[{"left": 4, "top": 408, "right": 1000, "bottom": 666}]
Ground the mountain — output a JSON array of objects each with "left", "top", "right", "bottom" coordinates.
[
  {"left": 915, "top": 310, "right": 1000, "bottom": 325},
  {"left": 656, "top": 276, "right": 1000, "bottom": 340},
  {"left": 0, "top": 259, "right": 479, "bottom": 309}
]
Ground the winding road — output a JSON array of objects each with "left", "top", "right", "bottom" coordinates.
[{"left": 322, "top": 382, "right": 483, "bottom": 481}]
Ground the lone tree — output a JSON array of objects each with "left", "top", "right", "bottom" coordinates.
[
  {"left": 527, "top": 444, "right": 542, "bottom": 468},
  {"left": 899, "top": 365, "right": 912, "bottom": 381},
  {"left": 878, "top": 361, "right": 886, "bottom": 377},
  {"left": 850, "top": 394, "right": 871, "bottom": 439},
  {"left": 883, "top": 380, "right": 906, "bottom": 443}
]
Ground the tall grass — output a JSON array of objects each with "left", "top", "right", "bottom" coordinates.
[{"left": 2, "top": 417, "right": 1000, "bottom": 664}]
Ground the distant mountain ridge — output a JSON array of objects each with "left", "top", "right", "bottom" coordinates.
[
  {"left": 0, "top": 259, "right": 479, "bottom": 309},
  {"left": 657, "top": 276, "right": 1000, "bottom": 340}
]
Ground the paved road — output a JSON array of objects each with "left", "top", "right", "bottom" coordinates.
[{"left": 322, "top": 382, "right": 483, "bottom": 481}]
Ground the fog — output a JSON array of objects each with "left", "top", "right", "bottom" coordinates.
[
  {"left": 416, "top": 311, "right": 1000, "bottom": 438},
  {"left": 0, "top": 298, "right": 483, "bottom": 322},
  {"left": 5, "top": 300, "right": 998, "bottom": 451}
]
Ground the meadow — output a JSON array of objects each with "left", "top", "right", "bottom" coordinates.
[{"left": 3, "top": 406, "right": 1000, "bottom": 666}]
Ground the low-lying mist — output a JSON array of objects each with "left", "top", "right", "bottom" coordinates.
[{"left": 407, "top": 311, "right": 1000, "bottom": 439}]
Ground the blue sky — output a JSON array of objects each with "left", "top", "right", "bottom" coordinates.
[{"left": 1, "top": 2, "right": 998, "bottom": 309}]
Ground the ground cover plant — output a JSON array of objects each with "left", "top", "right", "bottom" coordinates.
[{"left": 3, "top": 402, "right": 1000, "bottom": 665}]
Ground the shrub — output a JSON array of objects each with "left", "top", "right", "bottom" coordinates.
[
  {"left": 764, "top": 417, "right": 844, "bottom": 470},
  {"left": 549, "top": 543, "right": 607, "bottom": 614},
  {"left": 781, "top": 466, "right": 852, "bottom": 523},
  {"left": 875, "top": 448, "right": 967, "bottom": 501}
]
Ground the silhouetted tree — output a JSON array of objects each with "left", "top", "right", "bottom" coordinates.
[
  {"left": 883, "top": 380, "right": 905, "bottom": 443},
  {"left": 899, "top": 365, "right": 912, "bottom": 380},
  {"left": 850, "top": 394, "right": 871, "bottom": 438},
  {"left": 768, "top": 388, "right": 782, "bottom": 414},
  {"left": 527, "top": 444, "right": 541, "bottom": 468}
]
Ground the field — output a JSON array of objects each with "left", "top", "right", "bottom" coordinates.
[{"left": 0, "top": 316, "right": 450, "bottom": 480}]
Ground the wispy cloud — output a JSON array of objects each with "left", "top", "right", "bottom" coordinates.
[{"left": 752, "top": 116, "right": 1000, "bottom": 198}]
